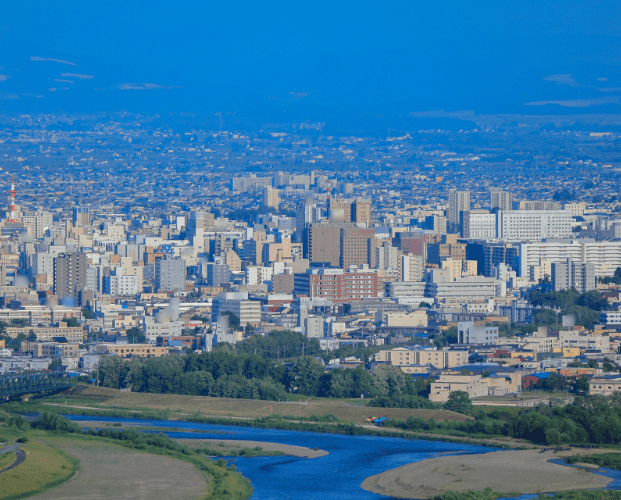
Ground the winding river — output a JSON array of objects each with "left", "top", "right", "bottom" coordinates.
[{"left": 66, "top": 416, "right": 621, "bottom": 499}]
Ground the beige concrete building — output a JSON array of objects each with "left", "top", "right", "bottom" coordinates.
[
  {"left": 429, "top": 372, "right": 522, "bottom": 402},
  {"left": 262, "top": 187, "right": 280, "bottom": 209},
  {"left": 5, "top": 325, "right": 84, "bottom": 343},
  {"left": 375, "top": 310, "right": 428, "bottom": 328},
  {"left": 372, "top": 347, "right": 468, "bottom": 369},
  {"left": 107, "top": 344, "right": 169, "bottom": 358},
  {"left": 590, "top": 377, "right": 621, "bottom": 396}
]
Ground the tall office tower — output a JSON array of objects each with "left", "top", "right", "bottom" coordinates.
[
  {"left": 295, "top": 200, "right": 320, "bottom": 244},
  {"left": 54, "top": 252, "right": 88, "bottom": 301},
  {"left": 424, "top": 215, "right": 447, "bottom": 235},
  {"left": 352, "top": 199, "right": 372, "bottom": 226},
  {"left": 187, "top": 210, "right": 215, "bottom": 234},
  {"left": 307, "top": 224, "right": 344, "bottom": 267},
  {"left": 262, "top": 187, "right": 280, "bottom": 209},
  {"left": 206, "top": 263, "right": 231, "bottom": 287},
  {"left": 491, "top": 190, "right": 512, "bottom": 211},
  {"left": 551, "top": 259, "right": 595, "bottom": 294},
  {"left": 154, "top": 256, "right": 186, "bottom": 292},
  {"left": 375, "top": 242, "right": 399, "bottom": 270},
  {"left": 448, "top": 190, "right": 470, "bottom": 224},
  {"left": 22, "top": 210, "right": 53, "bottom": 238},
  {"left": 328, "top": 198, "right": 352, "bottom": 223},
  {"left": 72, "top": 206, "right": 90, "bottom": 227},
  {"left": 340, "top": 227, "right": 375, "bottom": 268}
]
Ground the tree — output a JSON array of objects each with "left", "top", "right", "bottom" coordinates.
[
  {"left": 65, "top": 317, "right": 79, "bottom": 327},
  {"left": 576, "top": 375, "right": 589, "bottom": 393},
  {"left": 26, "top": 330, "right": 37, "bottom": 342},
  {"left": 126, "top": 327, "right": 146, "bottom": 344},
  {"left": 48, "top": 358, "right": 64, "bottom": 371},
  {"left": 292, "top": 357, "right": 326, "bottom": 396},
  {"left": 445, "top": 391, "right": 473, "bottom": 415},
  {"left": 81, "top": 308, "right": 94, "bottom": 320},
  {"left": 223, "top": 312, "right": 241, "bottom": 331}
]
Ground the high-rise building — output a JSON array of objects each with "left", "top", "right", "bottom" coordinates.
[
  {"left": 340, "top": 227, "right": 375, "bottom": 268},
  {"left": 206, "top": 263, "right": 230, "bottom": 287},
  {"left": 463, "top": 211, "right": 497, "bottom": 239},
  {"left": 54, "top": 252, "right": 88, "bottom": 301},
  {"left": 72, "top": 206, "right": 90, "bottom": 227},
  {"left": 154, "top": 256, "right": 186, "bottom": 292},
  {"left": 375, "top": 243, "right": 399, "bottom": 271},
  {"left": 490, "top": 190, "right": 512, "bottom": 211},
  {"left": 328, "top": 198, "right": 352, "bottom": 223},
  {"left": 294, "top": 268, "right": 378, "bottom": 302},
  {"left": 551, "top": 259, "right": 596, "bottom": 294},
  {"left": 187, "top": 211, "right": 215, "bottom": 234},
  {"left": 295, "top": 200, "right": 321, "bottom": 244},
  {"left": 401, "top": 254, "right": 424, "bottom": 282},
  {"left": 22, "top": 210, "right": 53, "bottom": 239},
  {"left": 424, "top": 215, "right": 447, "bottom": 235},
  {"left": 307, "top": 224, "right": 344, "bottom": 267},
  {"left": 352, "top": 199, "right": 371, "bottom": 226},
  {"left": 518, "top": 201, "right": 562, "bottom": 211},
  {"left": 497, "top": 210, "right": 571, "bottom": 241},
  {"left": 448, "top": 190, "right": 470, "bottom": 224},
  {"left": 262, "top": 187, "right": 280, "bottom": 209}
]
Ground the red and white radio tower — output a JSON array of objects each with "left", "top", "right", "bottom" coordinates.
[{"left": 7, "top": 175, "right": 17, "bottom": 223}]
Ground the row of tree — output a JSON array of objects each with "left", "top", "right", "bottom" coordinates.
[
  {"left": 389, "top": 394, "right": 621, "bottom": 446},
  {"left": 96, "top": 349, "right": 435, "bottom": 401}
]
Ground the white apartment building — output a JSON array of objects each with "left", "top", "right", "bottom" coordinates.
[
  {"left": 102, "top": 273, "right": 138, "bottom": 296},
  {"left": 520, "top": 240, "right": 621, "bottom": 278},
  {"left": 245, "top": 266, "right": 273, "bottom": 286},
  {"left": 463, "top": 212, "right": 497, "bottom": 239},
  {"left": 401, "top": 254, "right": 424, "bottom": 282},
  {"left": 497, "top": 210, "right": 572, "bottom": 241},
  {"left": 425, "top": 277, "right": 504, "bottom": 302}
]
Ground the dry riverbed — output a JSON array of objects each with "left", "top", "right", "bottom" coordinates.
[{"left": 362, "top": 448, "right": 613, "bottom": 499}]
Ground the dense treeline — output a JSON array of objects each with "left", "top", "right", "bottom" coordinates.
[
  {"left": 230, "top": 330, "right": 322, "bottom": 359},
  {"left": 98, "top": 351, "right": 289, "bottom": 400},
  {"left": 529, "top": 289, "right": 609, "bottom": 327},
  {"left": 388, "top": 394, "right": 621, "bottom": 445},
  {"left": 97, "top": 349, "right": 431, "bottom": 401}
]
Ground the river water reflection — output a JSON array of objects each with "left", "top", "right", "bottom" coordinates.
[{"left": 66, "top": 416, "right": 621, "bottom": 500}]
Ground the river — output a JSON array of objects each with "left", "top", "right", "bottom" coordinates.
[{"left": 66, "top": 416, "right": 621, "bottom": 499}]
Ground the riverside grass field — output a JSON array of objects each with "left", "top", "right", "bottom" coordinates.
[
  {"left": 31, "top": 385, "right": 472, "bottom": 425},
  {"left": 2, "top": 387, "right": 621, "bottom": 500}
]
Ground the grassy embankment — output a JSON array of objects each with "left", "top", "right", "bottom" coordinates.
[
  {"left": 1, "top": 386, "right": 533, "bottom": 449},
  {"left": 0, "top": 413, "right": 254, "bottom": 500},
  {"left": 0, "top": 441, "right": 77, "bottom": 500},
  {"left": 0, "top": 452, "right": 16, "bottom": 472}
]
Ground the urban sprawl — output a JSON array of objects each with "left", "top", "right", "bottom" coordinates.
[{"left": 1, "top": 113, "right": 621, "bottom": 404}]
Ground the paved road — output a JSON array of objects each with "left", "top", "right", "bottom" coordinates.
[{"left": 0, "top": 444, "right": 26, "bottom": 473}]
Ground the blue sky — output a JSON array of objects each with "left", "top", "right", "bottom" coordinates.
[{"left": 0, "top": 1, "right": 620, "bottom": 115}]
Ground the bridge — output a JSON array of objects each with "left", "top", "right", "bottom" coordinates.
[{"left": 0, "top": 372, "right": 73, "bottom": 400}]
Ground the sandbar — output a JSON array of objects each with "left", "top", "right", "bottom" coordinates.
[
  {"left": 361, "top": 449, "right": 612, "bottom": 499},
  {"left": 182, "top": 438, "right": 329, "bottom": 458}
]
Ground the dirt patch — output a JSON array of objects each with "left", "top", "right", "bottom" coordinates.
[
  {"left": 182, "top": 438, "right": 328, "bottom": 458},
  {"left": 29, "top": 441, "right": 207, "bottom": 500},
  {"left": 361, "top": 449, "right": 612, "bottom": 499}
]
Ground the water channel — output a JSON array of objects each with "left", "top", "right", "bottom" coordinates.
[{"left": 66, "top": 415, "right": 621, "bottom": 499}]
